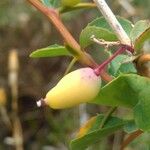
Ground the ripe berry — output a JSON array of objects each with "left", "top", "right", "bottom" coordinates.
[{"left": 37, "top": 67, "right": 101, "bottom": 109}]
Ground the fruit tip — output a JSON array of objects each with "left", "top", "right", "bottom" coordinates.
[
  {"left": 37, "top": 100, "right": 42, "bottom": 107},
  {"left": 36, "top": 98, "right": 46, "bottom": 107}
]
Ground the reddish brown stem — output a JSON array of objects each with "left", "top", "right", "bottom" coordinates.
[
  {"left": 120, "top": 129, "right": 143, "bottom": 150},
  {"left": 26, "top": 0, "right": 113, "bottom": 82},
  {"left": 27, "top": 0, "right": 98, "bottom": 69},
  {"left": 26, "top": 0, "right": 96, "bottom": 68},
  {"left": 94, "top": 45, "right": 133, "bottom": 76},
  {"left": 100, "top": 69, "right": 113, "bottom": 81},
  {"left": 27, "top": 0, "right": 81, "bottom": 53}
]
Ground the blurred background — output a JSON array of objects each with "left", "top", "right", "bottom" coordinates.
[{"left": 0, "top": 0, "right": 150, "bottom": 150}]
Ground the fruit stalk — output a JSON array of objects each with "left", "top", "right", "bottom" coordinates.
[
  {"left": 94, "top": 45, "right": 134, "bottom": 76},
  {"left": 37, "top": 45, "right": 133, "bottom": 109}
]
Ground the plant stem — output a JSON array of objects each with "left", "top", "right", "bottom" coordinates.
[
  {"left": 93, "top": 0, "right": 131, "bottom": 46},
  {"left": 27, "top": 0, "right": 97, "bottom": 68},
  {"left": 94, "top": 45, "right": 133, "bottom": 76},
  {"left": 100, "top": 107, "right": 117, "bottom": 128},
  {"left": 59, "top": 2, "right": 96, "bottom": 13},
  {"left": 100, "top": 69, "right": 113, "bottom": 81},
  {"left": 27, "top": 0, "right": 81, "bottom": 55},
  {"left": 27, "top": 0, "right": 113, "bottom": 82},
  {"left": 120, "top": 129, "right": 143, "bottom": 150},
  {"left": 64, "top": 58, "right": 77, "bottom": 75}
]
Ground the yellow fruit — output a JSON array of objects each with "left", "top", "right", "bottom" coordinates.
[
  {"left": 61, "top": 0, "right": 80, "bottom": 7},
  {"left": 39, "top": 68, "right": 101, "bottom": 109}
]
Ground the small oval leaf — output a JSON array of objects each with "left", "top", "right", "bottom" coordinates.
[
  {"left": 134, "top": 27, "right": 150, "bottom": 53},
  {"left": 30, "top": 44, "right": 72, "bottom": 58},
  {"left": 130, "top": 20, "right": 150, "bottom": 43}
]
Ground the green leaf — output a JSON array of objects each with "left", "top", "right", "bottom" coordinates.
[
  {"left": 130, "top": 20, "right": 150, "bottom": 43},
  {"left": 109, "top": 55, "right": 127, "bottom": 76},
  {"left": 116, "top": 63, "right": 137, "bottom": 76},
  {"left": 89, "top": 16, "right": 133, "bottom": 36},
  {"left": 133, "top": 89, "right": 150, "bottom": 131},
  {"left": 109, "top": 55, "right": 137, "bottom": 77},
  {"left": 91, "top": 74, "right": 150, "bottom": 131},
  {"left": 80, "top": 26, "right": 117, "bottom": 48},
  {"left": 30, "top": 44, "right": 72, "bottom": 58},
  {"left": 134, "top": 27, "right": 150, "bottom": 53},
  {"left": 91, "top": 74, "right": 150, "bottom": 108},
  {"left": 79, "top": 16, "right": 133, "bottom": 48},
  {"left": 123, "top": 120, "right": 138, "bottom": 133},
  {"left": 70, "top": 115, "right": 125, "bottom": 150}
]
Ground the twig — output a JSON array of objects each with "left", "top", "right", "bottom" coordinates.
[
  {"left": 27, "top": 0, "right": 97, "bottom": 68},
  {"left": 120, "top": 129, "right": 143, "bottom": 150},
  {"left": 93, "top": 0, "right": 131, "bottom": 46},
  {"left": 94, "top": 45, "right": 133, "bottom": 76},
  {"left": 27, "top": 0, "right": 80, "bottom": 54},
  {"left": 27, "top": 0, "right": 113, "bottom": 82},
  {"left": 8, "top": 50, "right": 24, "bottom": 150},
  {"left": 100, "top": 69, "right": 113, "bottom": 81},
  {"left": 91, "top": 35, "right": 120, "bottom": 48},
  {"left": 100, "top": 107, "right": 117, "bottom": 128}
]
